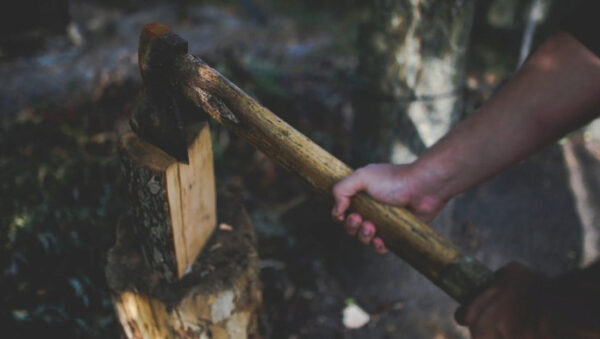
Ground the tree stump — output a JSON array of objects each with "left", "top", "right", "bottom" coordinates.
[
  {"left": 106, "top": 196, "right": 262, "bottom": 339},
  {"left": 119, "top": 122, "right": 216, "bottom": 281}
]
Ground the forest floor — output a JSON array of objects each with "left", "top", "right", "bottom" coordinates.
[{"left": 2, "top": 2, "right": 600, "bottom": 338}]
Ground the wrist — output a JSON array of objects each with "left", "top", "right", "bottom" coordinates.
[{"left": 409, "top": 156, "right": 458, "bottom": 203}]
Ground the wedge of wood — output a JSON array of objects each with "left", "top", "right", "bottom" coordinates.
[{"left": 119, "top": 123, "right": 216, "bottom": 281}]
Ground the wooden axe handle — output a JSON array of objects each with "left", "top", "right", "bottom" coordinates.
[{"left": 169, "top": 52, "right": 493, "bottom": 304}]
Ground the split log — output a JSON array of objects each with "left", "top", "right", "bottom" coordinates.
[
  {"left": 106, "top": 196, "right": 262, "bottom": 339},
  {"left": 119, "top": 122, "right": 216, "bottom": 282}
]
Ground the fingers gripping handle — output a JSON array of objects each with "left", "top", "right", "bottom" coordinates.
[{"left": 351, "top": 193, "right": 494, "bottom": 304}]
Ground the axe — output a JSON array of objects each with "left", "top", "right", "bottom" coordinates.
[{"left": 130, "top": 23, "right": 493, "bottom": 304}]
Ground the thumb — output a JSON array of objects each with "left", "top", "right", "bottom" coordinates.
[{"left": 332, "top": 171, "right": 366, "bottom": 222}]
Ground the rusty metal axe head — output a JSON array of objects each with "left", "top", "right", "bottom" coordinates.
[{"left": 129, "top": 23, "right": 190, "bottom": 163}]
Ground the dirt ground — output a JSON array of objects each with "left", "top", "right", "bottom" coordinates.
[{"left": 2, "top": 2, "right": 600, "bottom": 338}]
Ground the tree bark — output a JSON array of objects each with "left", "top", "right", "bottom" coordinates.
[
  {"left": 119, "top": 122, "right": 216, "bottom": 282},
  {"left": 353, "top": 0, "right": 475, "bottom": 164},
  {"left": 106, "top": 196, "right": 262, "bottom": 339}
]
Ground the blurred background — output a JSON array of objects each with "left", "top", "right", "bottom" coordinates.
[{"left": 1, "top": 0, "right": 599, "bottom": 338}]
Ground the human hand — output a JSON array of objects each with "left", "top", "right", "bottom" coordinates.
[
  {"left": 458, "top": 261, "right": 600, "bottom": 339},
  {"left": 331, "top": 163, "right": 447, "bottom": 254},
  {"left": 455, "top": 262, "right": 552, "bottom": 339}
]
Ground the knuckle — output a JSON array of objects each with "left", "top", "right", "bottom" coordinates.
[
  {"left": 363, "top": 221, "right": 376, "bottom": 230},
  {"left": 416, "top": 199, "right": 438, "bottom": 214},
  {"left": 348, "top": 213, "right": 361, "bottom": 222}
]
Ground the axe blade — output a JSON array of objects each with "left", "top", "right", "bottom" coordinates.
[
  {"left": 130, "top": 23, "right": 190, "bottom": 163},
  {"left": 130, "top": 90, "right": 189, "bottom": 163}
]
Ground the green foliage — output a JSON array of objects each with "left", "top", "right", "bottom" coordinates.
[{"left": 0, "top": 116, "right": 127, "bottom": 338}]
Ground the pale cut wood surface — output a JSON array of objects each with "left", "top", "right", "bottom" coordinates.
[{"left": 119, "top": 122, "right": 216, "bottom": 281}]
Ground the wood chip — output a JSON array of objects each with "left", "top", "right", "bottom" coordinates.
[
  {"left": 219, "top": 223, "right": 233, "bottom": 231},
  {"left": 343, "top": 304, "right": 370, "bottom": 329},
  {"left": 209, "top": 243, "right": 222, "bottom": 252}
]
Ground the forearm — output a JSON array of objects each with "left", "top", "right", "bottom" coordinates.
[{"left": 414, "top": 32, "right": 600, "bottom": 202}]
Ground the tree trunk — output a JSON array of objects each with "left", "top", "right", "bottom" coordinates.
[
  {"left": 353, "top": 0, "right": 475, "bottom": 164},
  {"left": 106, "top": 196, "right": 262, "bottom": 339},
  {"left": 119, "top": 122, "right": 216, "bottom": 282}
]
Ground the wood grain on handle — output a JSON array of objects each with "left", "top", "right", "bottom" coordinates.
[{"left": 166, "top": 53, "right": 492, "bottom": 304}]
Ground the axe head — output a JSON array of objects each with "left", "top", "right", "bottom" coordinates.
[{"left": 130, "top": 23, "right": 190, "bottom": 163}]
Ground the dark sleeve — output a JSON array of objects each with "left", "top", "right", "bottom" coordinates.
[
  {"left": 561, "top": 0, "right": 600, "bottom": 57},
  {"left": 541, "top": 261, "right": 600, "bottom": 333}
]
